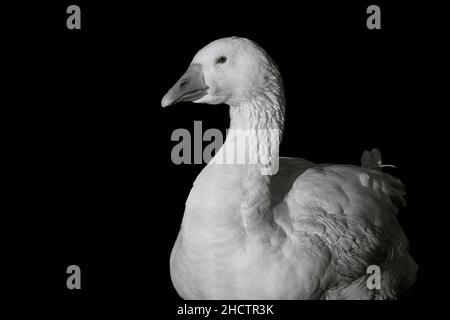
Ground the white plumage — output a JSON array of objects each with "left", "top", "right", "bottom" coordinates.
[{"left": 162, "top": 37, "right": 417, "bottom": 299}]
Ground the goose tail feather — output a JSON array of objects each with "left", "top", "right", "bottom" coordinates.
[{"left": 361, "top": 148, "right": 397, "bottom": 171}]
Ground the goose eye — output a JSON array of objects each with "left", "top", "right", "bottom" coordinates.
[{"left": 216, "top": 56, "right": 227, "bottom": 64}]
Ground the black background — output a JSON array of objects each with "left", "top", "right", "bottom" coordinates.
[{"left": 1, "top": 0, "right": 447, "bottom": 310}]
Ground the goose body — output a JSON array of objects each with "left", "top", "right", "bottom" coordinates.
[{"left": 162, "top": 37, "right": 417, "bottom": 299}]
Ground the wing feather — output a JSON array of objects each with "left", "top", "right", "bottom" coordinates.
[{"left": 276, "top": 163, "right": 415, "bottom": 299}]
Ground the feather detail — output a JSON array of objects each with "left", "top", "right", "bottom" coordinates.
[{"left": 361, "top": 148, "right": 397, "bottom": 171}]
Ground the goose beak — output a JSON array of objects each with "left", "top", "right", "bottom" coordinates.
[{"left": 161, "top": 64, "right": 209, "bottom": 108}]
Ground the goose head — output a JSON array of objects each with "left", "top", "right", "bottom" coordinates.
[{"left": 161, "top": 37, "right": 282, "bottom": 108}]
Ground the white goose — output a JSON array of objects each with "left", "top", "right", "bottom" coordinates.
[{"left": 162, "top": 37, "right": 417, "bottom": 300}]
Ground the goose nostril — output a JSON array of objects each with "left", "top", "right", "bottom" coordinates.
[{"left": 180, "top": 80, "right": 189, "bottom": 89}]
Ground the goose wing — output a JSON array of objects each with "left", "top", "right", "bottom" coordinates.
[{"left": 277, "top": 164, "right": 416, "bottom": 299}]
